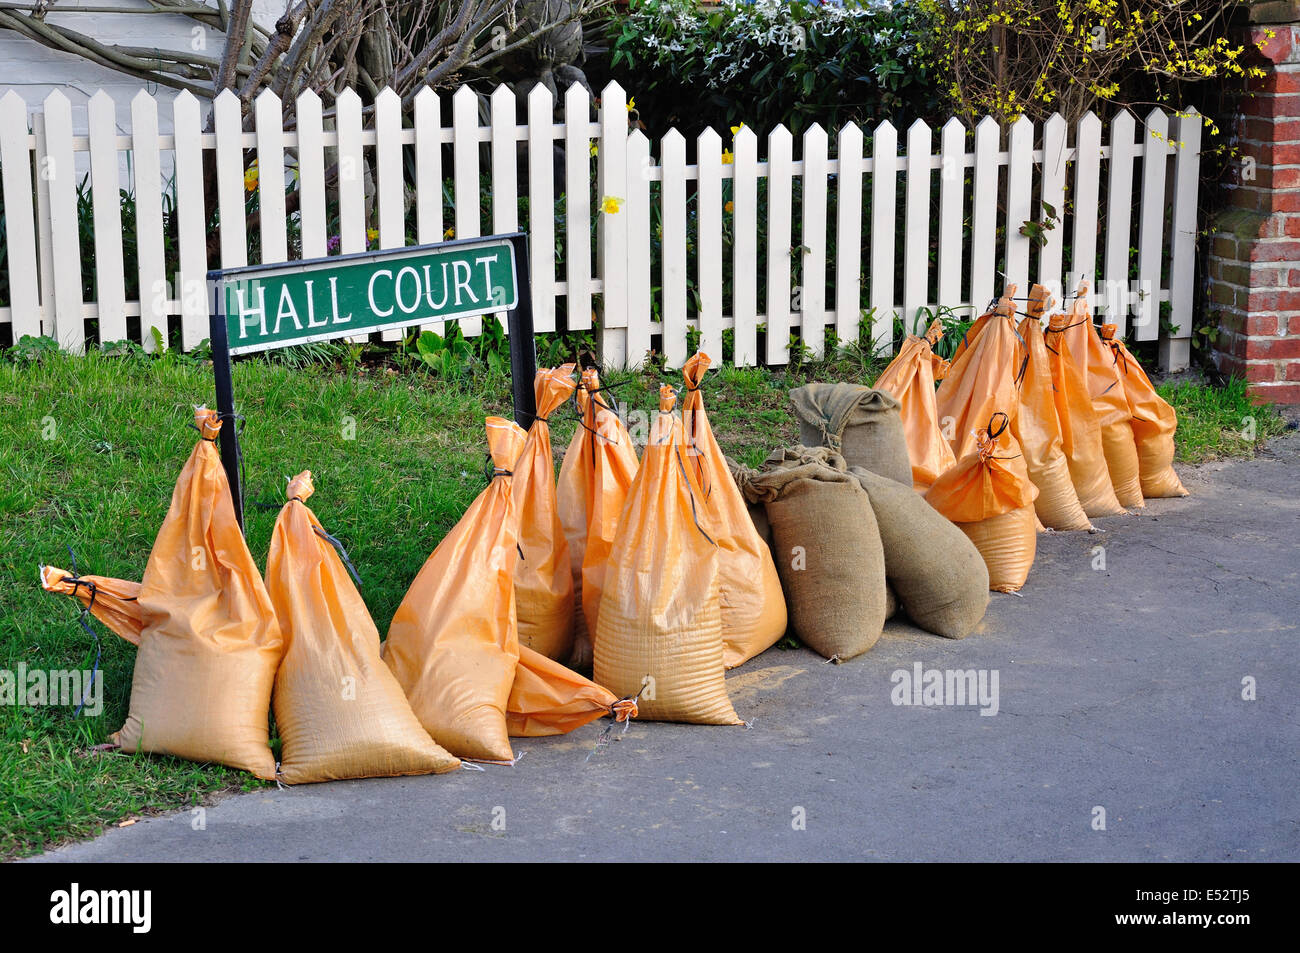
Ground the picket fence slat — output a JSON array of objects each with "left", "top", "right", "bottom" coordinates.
[
  {"left": 336, "top": 89, "right": 367, "bottom": 343},
  {"left": 88, "top": 91, "right": 127, "bottom": 344},
  {"left": 903, "top": 119, "right": 931, "bottom": 333},
  {"left": 1165, "top": 108, "right": 1202, "bottom": 370},
  {"left": 733, "top": 126, "right": 760, "bottom": 366},
  {"left": 255, "top": 89, "right": 288, "bottom": 267},
  {"left": 527, "top": 85, "right": 556, "bottom": 333},
  {"left": 936, "top": 117, "right": 965, "bottom": 316},
  {"left": 625, "top": 130, "right": 652, "bottom": 367},
  {"left": 375, "top": 88, "right": 405, "bottom": 341},
  {"left": 172, "top": 91, "right": 208, "bottom": 350},
  {"left": 597, "top": 82, "right": 628, "bottom": 366},
  {"left": 412, "top": 87, "right": 443, "bottom": 335},
  {"left": 0, "top": 86, "right": 1198, "bottom": 373},
  {"left": 1070, "top": 111, "right": 1102, "bottom": 308},
  {"left": 296, "top": 90, "right": 327, "bottom": 261},
  {"left": 801, "top": 124, "right": 827, "bottom": 357},
  {"left": 1039, "top": 113, "right": 1068, "bottom": 305},
  {"left": 765, "top": 125, "right": 793, "bottom": 365},
  {"left": 32, "top": 113, "right": 55, "bottom": 338},
  {"left": 869, "top": 120, "right": 897, "bottom": 355},
  {"left": 0, "top": 93, "right": 41, "bottom": 341},
  {"left": 1004, "top": 116, "right": 1034, "bottom": 297},
  {"left": 214, "top": 90, "right": 247, "bottom": 271},
  {"left": 1136, "top": 108, "right": 1169, "bottom": 342},
  {"left": 45, "top": 91, "right": 84, "bottom": 352},
  {"left": 564, "top": 84, "right": 592, "bottom": 332},
  {"left": 1104, "top": 110, "right": 1138, "bottom": 335},
  {"left": 698, "top": 127, "right": 725, "bottom": 362},
  {"left": 661, "top": 130, "right": 688, "bottom": 370},
  {"left": 969, "top": 116, "right": 999, "bottom": 316}
]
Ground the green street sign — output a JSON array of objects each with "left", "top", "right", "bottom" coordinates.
[{"left": 216, "top": 238, "right": 519, "bottom": 356}]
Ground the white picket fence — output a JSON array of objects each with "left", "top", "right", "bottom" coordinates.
[{"left": 0, "top": 81, "right": 1201, "bottom": 370}]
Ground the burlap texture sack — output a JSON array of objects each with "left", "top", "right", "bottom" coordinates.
[
  {"left": 747, "top": 447, "right": 987, "bottom": 640},
  {"left": 789, "top": 383, "right": 912, "bottom": 485},
  {"left": 744, "top": 452, "right": 886, "bottom": 661}
]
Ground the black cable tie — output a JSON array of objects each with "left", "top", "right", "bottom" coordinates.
[{"left": 313, "top": 525, "right": 362, "bottom": 588}]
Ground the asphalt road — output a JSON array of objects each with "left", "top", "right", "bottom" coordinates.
[{"left": 31, "top": 432, "right": 1300, "bottom": 862}]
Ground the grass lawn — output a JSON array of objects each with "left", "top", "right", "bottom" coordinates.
[{"left": 0, "top": 339, "right": 1289, "bottom": 859}]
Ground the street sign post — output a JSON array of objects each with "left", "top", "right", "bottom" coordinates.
[{"left": 207, "top": 232, "right": 538, "bottom": 529}]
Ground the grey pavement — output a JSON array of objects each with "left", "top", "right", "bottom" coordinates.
[{"left": 31, "top": 432, "right": 1300, "bottom": 862}]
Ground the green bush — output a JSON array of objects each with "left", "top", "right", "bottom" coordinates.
[{"left": 600, "top": 0, "right": 945, "bottom": 140}]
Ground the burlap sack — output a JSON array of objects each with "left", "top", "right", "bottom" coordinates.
[
  {"left": 762, "top": 447, "right": 988, "bottom": 639},
  {"left": 789, "top": 383, "right": 912, "bottom": 485},
  {"left": 725, "top": 456, "right": 775, "bottom": 544},
  {"left": 743, "top": 453, "right": 886, "bottom": 661}
]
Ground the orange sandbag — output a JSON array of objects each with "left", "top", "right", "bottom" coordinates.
[
  {"left": 595, "top": 386, "right": 742, "bottom": 725},
  {"left": 681, "top": 352, "right": 787, "bottom": 669},
  {"left": 266, "top": 471, "right": 460, "bottom": 783},
  {"left": 41, "top": 566, "right": 143, "bottom": 646},
  {"left": 926, "top": 413, "right": 1039, "bottom": 593},
  {"left": 873, "top": 319, "right": 957, "bottom": 492},
  {"left": 1014, "top": 287, "right": 1092, "bottom": 531},
  {"left": 1044, "top": 290, "right": 1126, "bottom": 518},
  {"left": 935, "top": 288, "right": 1025, "bottom": 460},
  {"left": 513, "top": 365, "right": 578, "bottom": 662},
  {"left": 556, "top": 368, "right": 639, "bottom": 670},
  {"left": 507, "top": 644, "right": 638, "bottom": 737},
  {"left": 115, "top": 408, "right": 283, "bottom": 779},
  {"left": 950, "top": 307, "right": 993, "bottom": 364},
  {"left": 384, "top": 418, "right": 527, "bottom": 763},
  {"left": 1101, "top": 325, "right": 1189, "bottom": 498},
  {"left": 1063, "top": 302, "right": 1144, "bottom": 509}
]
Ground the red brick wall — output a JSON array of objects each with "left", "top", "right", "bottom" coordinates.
[{"left": 1209, "top": 4, "right": 1300, "bottom": 404}]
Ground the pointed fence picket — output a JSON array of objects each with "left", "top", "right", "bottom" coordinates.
[{"left": 0, "top": 86, "right": 1198, "bottom": 373}]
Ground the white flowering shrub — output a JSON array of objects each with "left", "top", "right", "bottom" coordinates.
[{"left": 603, "top": 0, "right": 942, "bottom": 137}]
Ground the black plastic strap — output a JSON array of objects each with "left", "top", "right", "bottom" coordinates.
[{"left": 312, "top": 525, "right": 362, "bottom": 588}]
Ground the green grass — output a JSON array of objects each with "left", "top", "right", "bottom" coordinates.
[
  {"left": 0, "top": 340, "right": 1286, "bottom": 859},
  {"left": 1157, "top": 377, "right": 1291, "bottom": 463}
]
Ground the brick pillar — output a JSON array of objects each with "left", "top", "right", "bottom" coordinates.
[{"left": 1209, "top": 0, "right": 1300, "bottom": 404}]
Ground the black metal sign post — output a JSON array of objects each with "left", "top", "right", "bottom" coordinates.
[{"left": 207, "top": 231, "right": 537, "bottom": 531}]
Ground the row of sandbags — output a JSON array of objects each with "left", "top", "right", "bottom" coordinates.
[
  {"left": 855, "top": 282, "right": 1186, "bottom": 592},
  {"left": 42, "top": 408, "right": 637, "bottom": 783}
]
